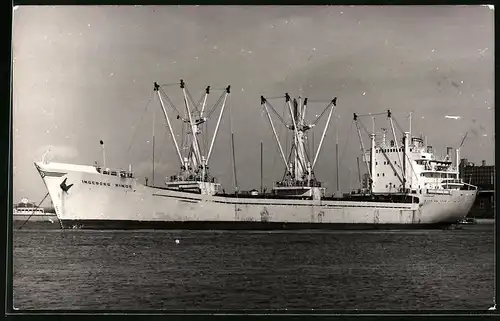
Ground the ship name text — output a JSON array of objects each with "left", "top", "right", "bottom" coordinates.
[{"left": 82, "top": 180, "right": 132, "bottom": 189}]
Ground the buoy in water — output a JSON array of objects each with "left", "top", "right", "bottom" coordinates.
[{"left": 175, "top": 239, "right": 180, "bottom": 244}]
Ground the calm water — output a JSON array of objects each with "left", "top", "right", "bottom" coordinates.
[{"left": 13, "top": 224, "right": 494, "bottom": 310}]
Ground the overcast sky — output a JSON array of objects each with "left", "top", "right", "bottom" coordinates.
[{"left": 12, "top": 5, "right": 494, "bottom": 204}]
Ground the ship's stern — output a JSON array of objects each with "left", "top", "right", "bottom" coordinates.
[
  {"left": 460, "top": 188, "right": 479, "bottom": 219},
  {"left": 418, "top": 188, "right": 478, "bottom": 225}
]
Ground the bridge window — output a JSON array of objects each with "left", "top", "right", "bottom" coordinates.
[{"left": 382, "top": 173, "right": 385, "bottom": 177}]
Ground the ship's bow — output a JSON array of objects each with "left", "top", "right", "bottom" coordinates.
[{"left": 33, "top": 161, "right": 68, "bottom": 219}]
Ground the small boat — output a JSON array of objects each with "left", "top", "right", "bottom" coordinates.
[
  {"left": 457, "top": 217, "right": 477, "bottom": 225},
  {"left": 13, "top": 204, "right": 45, "bottom": 216},
  {"left": 13, "top": 198, "right": 58, "bottom": 223}
]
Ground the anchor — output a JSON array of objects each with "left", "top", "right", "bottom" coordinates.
[{"left": 60, "top": 178, "right": 73, "bottom": 193}]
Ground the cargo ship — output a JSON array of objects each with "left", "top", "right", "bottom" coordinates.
[{"left": 33, "top": 80, "right": 477, "bottom": 229}]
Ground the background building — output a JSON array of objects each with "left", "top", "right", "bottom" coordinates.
[
  {"left": 460, "top": 159, "right": 495, "bottom": 189},
  {"left": 460, "top": 159, "right": 495, "bottom": 218}
]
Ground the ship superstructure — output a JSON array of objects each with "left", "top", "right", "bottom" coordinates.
[
  {"left": 351, "top": 110, "right": 476, "bottom": 196},
  {"left": 32, "top": 80, "right": 478, "bottom": 230}
]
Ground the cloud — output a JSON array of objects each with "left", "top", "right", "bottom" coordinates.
[{"left": 35, "top": 145, "right": 79, "bottom": 162}]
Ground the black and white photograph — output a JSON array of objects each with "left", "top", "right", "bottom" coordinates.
[{"left": 11, "top": 5, "right": 495, "bottom": 311}]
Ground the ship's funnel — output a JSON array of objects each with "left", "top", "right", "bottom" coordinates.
[{"left": 446, "top": 147, "right": 453, "bottom": 161}]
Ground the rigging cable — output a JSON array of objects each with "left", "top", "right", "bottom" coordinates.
[
  {"left": 355, "top": 112, "right": 386, "bottom": 117},
  {"left": 196, "top": 91, "right": 206, "bottom": 115},
  {"left": 283, "top": 102, "right": 290, "bottom": 173},
  {"left": 181, "top": 117, "right": 186, "bottom": 160},
  {"left": 337, "top": 119, "right": 355, "bottom": 171},
  {"left": 205, "top": 90, "right": 226, "bottom": 120},
  {"left": 185, "top": 87, "right": 200, "bottom": 115},
  {"left": 204, "top": 91, "right": 223, "bottom": 119},
  {"left": 158, "top": 86, "right": 183, "bottom": 118},
  {"left": 311, "top": 101, "right": 335, "bottom": 126},
  {"left": 271, "top": 101, "right": 288, "bottom": 173},
  {"left": 127, "top": 90, "right": 154, "bottom": 154},
  {"left": 391, "top": 117, "right": 407, "bottom": 137},
  {"left": 156, "top": 126, "right": 177, "bottom": 176},
  {"left": 228, "top": 93, "right": 238, "bottom": 192},
  {"left": 17, "top": 193, "right": 50, "bottom": 230},
  {"left": 264, "top": 100, "right": 288, "bottom": 127},
  {"left": 203, "top": 121, "right": 208, "bottom": 159},
  {"left": 158, "top": 82, "right": 181, "bottom": 87}
]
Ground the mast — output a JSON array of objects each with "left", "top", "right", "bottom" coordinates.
[
  {"left": 154, "top": 80, "right": 230, "bottom": 185},
  {"left": 402, "top": 132, "right": 409, "bottom": 193},
  {"left": 260, "top": 141, "right": 263, "bottom": 194},
  {"left": 336, "top": 121, "right": 340, "bottom": 194},
  {"left": 231, "top": 132, "right": 238, "bottom": 193},
  {"left": 387, "top": 110, "right": 403, "bottom": 171},
  {"left": 353, "top": 113, "right": 371, "bottom": 179},
  {"left": 312, "top": 131, "right": 315, "bottom": 164},
  {"left": 100, "top": 140, "right": 106, "bottom": 168},
  {"left": 180, "top": 79, "right": 202, "bottom": 166},
  {"left": 261, "top": 93, "right": 337, "bottom": 190},
  {"left": 152, "top": 106, "right": 155, "bottom": 185},
  {"left": 370, "top": 133, "right": 375, "bottom": 191},
  {"left": 457, "top": 132, "right": 468, "bottom": 171},
  {"left": 286, "top": 94, "right": 306, "bottom": 177},
  {"left": 356, "top": 156, "right": 361, "bottom": 188}
]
